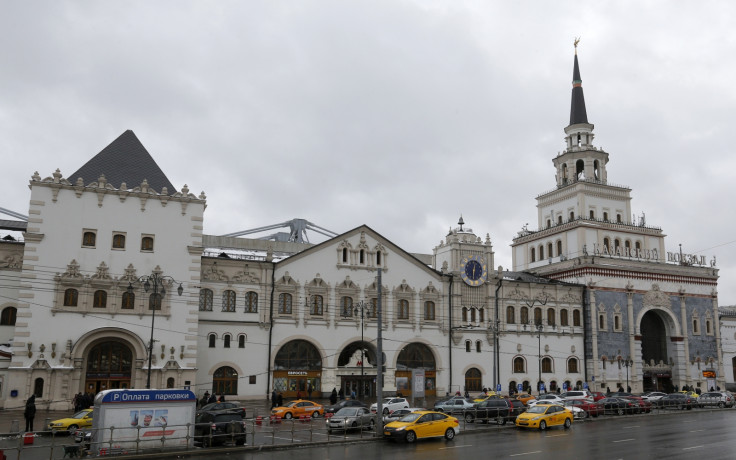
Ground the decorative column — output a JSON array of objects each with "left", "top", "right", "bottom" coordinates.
[
  {"left": 679, "top": 291, "right": 691, "bottom": 389},
  {"left": 588, "top": 284, "right": 599, "bottom": 390},
  {"left": 713, "top": 291, "right": 726, "bottom": 389},
  {"left": 626, "top": 283, "right": 637, "bottom": 392}
]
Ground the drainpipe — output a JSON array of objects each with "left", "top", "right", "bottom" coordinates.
[
  {"left": 494, "top": 275, "right": 502, "bottom": 391},
  {"left": 447, "top": 274, "right": 454, "bottom": 392},
  {"left": 265, "top": 263, "right": 276, "bottom": 397},
  {"left": 582, "top": 285, "right": 589, "bottom": 385}
]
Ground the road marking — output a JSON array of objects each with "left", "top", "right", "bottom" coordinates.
[
  {"left": 622, "top": 425, "right": 640, "bottom": 429},
  {"left": 510, "top": 451, "right": 542, "bottom": 457},
  {"left": 545, "top": 434, "right": 568, "bottom": 437},
  {"left": 683, "top": 446, "right": 704, "bottom": 451},
  {"left": 688, "top": 429, "right": 705, "bottom": 433},
  {"left": 612, "top": 439, "right": 635, "bottom": 443},
  {"left": 272, "top": 436, "right": 302, "bottom": 441},
  {"left": 439, "top": 445, "right": 472, "bottom": 449}
]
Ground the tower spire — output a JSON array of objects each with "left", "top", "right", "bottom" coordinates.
[{"left": 569, "top": 38, "right": 588, "bottom": 126}]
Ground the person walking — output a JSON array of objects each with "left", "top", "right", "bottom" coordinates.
[
  {"left": 330, "top": 388, "right": 338, "bottom": 405},
  {"left": 277, "top": 392, "right": 283, "bottom": 407},
  {"left": 338, "top": 387, "right": 344, "bottom": 400},
  {"left": 271, "top": 389, "right": 278, "bottom": 408},
  {"left": 24, "top": 394, "right": 36, "bottom": 432}
]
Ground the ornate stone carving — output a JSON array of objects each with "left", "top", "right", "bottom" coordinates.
[
  {"left": 508, "top": 287, "right": 528, "bottom": 301},
  {"left": 643, "top": 284, "right": 671, "bottom": 309},
  {"left": 202, "top": 263, "right": 228, "bottom": 282},
  {"left": 0, "top": 252, "right": 22, "bottom": 269},
  {"left": 560, "top": 288, "right": 580, "bottom": 304}
]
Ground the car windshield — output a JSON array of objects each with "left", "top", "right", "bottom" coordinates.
[
  {"left": 71, "top": 411, "right": 90, "bottom": 419},
  {"left": 284, "top": 401, "right": 298, "bottom": 407},
  {"left": 335, "top": 408, "right": 358, "bottom": 416},
  {"left": 527, "top": 405, "right": 548, "bottom": 414},
  {"left": 398, "top": 413, "right": 422, "bottom": 423}
]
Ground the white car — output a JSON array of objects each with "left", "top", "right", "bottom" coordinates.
[
  {"left": 641, "top": 391, "right": 667, "bottom": 402},
  {"left": 370, "top": 397, "right": 409, "bottom": 415},
  {"left": 561, "top": 390, "right": 594, "bottom": 403},
  {"left": 382, "top": 407, "right": 423, "bottom": 423},
  {"left": 528, "top": 394, "right": 566, "bottom": 406}
]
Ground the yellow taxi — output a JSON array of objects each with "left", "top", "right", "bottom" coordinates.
[
  {"left": 514, "top": 393, "right": 536, "bottom": 405},
  {"left": 515, "top": 403, "right": 573, "bottom": 430},
  {"left": 48, "top": 408, "right": 94, "bottom": 433},
  {"left": 679, "top": 390, "right": 699, "bottom": 399},
  {"left": 473, "top": 392, "right": 499, "bottom": 403},
  {"left": 271, "top": 399, "right": 324, "bottom": 419},
  {"left": 383, "top": 410, "right": 459, "bottom": 443}
]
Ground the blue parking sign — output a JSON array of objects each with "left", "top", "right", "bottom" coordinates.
[
  {"left": 539, "top": 382, "right": 545, "bottom": 392},
  {"left": 562, "top": 382, "right": 568, "bottom": 391},
  {"left": 496, "top": 384, "right": 501, "bottom": 392},
  {"left": 583, "top": 382, "right": 589, "bottom": 389},
  {"left": 517, "top": 383, "right": 523, "bottom": 392}
]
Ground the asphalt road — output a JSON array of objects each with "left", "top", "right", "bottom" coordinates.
[{"left": 182, "top": 409, "right": 736, "bottom": 460}]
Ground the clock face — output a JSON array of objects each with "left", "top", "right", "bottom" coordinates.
[{"left": 460, "top": 255, "right": 487, "bottom": 286}]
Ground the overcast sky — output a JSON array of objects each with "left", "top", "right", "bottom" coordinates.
[{"left": 1, "top": 1, "right": 734, "bottom": 304}]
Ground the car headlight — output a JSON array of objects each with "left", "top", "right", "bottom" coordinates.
[
  {"left": 531, "top": 416, "right": 543, "bottom": 421},
  {"left": 395, "top": 426, "right": 406, "bottom": 431}
]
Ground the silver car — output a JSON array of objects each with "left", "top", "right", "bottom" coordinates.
[
  {"left": 326, "top": 407, "right": 375, "bottom": 432},
  {"left": 698, "top": 391, "right": 734, "bottom": 408},
  {"left": 434, "top": 397, "right": 476, "bottom": 414}
]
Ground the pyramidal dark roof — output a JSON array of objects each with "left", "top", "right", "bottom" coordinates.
[
  {"left": 69, "top": 130, "right": 176, "bottom": 194},
  {"left": 569, "top": 51, "right": 589, "bottom": 125}
]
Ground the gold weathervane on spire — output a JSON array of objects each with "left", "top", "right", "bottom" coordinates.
[{"left": 574, "top": 37, "right": 580, "bottom": 54}]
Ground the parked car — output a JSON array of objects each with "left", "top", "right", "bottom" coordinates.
[
  {"left": 655, "top": 393, "right": 696, "bottom": 410},
  {"left": 515, "top": 404, "right": 573, "bottom": 430},
  {"left": 561, "top": 390, "right": 593, "bottom": 403},
  {"left": 271, "top": 399, "right": 324, "bottom": 419},
  {"left": 508, "top": 399, "right": 526, "bottom": 419},
  {"left": 595, "top": 397, "right": 637, "bottom": 415},
  {"left": 698, "top": 391, "right": 734, "bottom": 408},
  {"left": 197, "top": 401, "right": 245, "bottom": 417},
  {"left": 622, "top": 396, "right": 652, "bottom": 413},
  {"left": 383, "top": 411, "right": 460, "bottom": 443},
  {"left": 324, "top": 399, "right": 368, "bottom": 415},
  {"left": 371, "top": 397, "right": 409, "bottom": 415},
  {"left": 462, "top": 398, "right": 514, "bottom": 425},
  {"left": 564, "top": 399, "right": 602, "bottom": 418},
  {"left": 383, "top": 407, "right": 423, "bottom": 423},
  {"left": 49, "top": 409, "right": 94, "bottom": 434},
  {"left": 74, "top": 429, "right": 93, "bottom": 448},
  {"left": 513, "top": 393, "right": 537, "bottom": 405},
  {"left": 528, "top": 394, "right": 566, "bottom": 406},
  {"left": 434, "top": 397, "right": 475, "bottom": 414},
  {"left": 194, "top": 411, "right": 246, "bottom": 447},
  {"left": 473, "top": 393, "right": 500, "bottom": 403},
  {"left": 679, "top": 390, "right": 700, "bottom": 400},
  {"left": 326, "top": 407, "right": 375, "bottom": 432},
  {"left": 641, "top": 391, "right": 667, "bottom": 402},
  {"left": 590, "top": 391, "right": 606, "bottom": 402}
]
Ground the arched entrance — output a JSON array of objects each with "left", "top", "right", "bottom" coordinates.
[
  {"left": 395, "top": 343, "right": 436, "bottom": 397},
  {"left": 273, "top": 340, "right": 322, "bottom": 398},
  {"left": 85, "top": 341, "right": 133, "bottom": 393},
  {"left": 213, "top": 366, "right": 238, "bottom": 395},
  {"left": 465, "top": 368, "right": 482, "bottom": 392},
  {"left": 337, "top": 341, "right": 377, "bottom": 399},
  {"left": 640, "top": 310, "right": 671, "bottom": 392}
]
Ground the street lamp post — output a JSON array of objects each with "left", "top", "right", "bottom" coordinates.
[
  {"left": 343, "top": 300, "right": 373, "bottom": 398},
  {"left": 127, "top": 271, "right": 184, "bottom": 389},
  {"left": 536, "top": 323, "right": 544, "bottom": 394},
  {"left": 623, "top": 358, "right": 633, "bottom": 393},
  {"left": 523, "top": 292, "right": 551, "bottom": 395}
]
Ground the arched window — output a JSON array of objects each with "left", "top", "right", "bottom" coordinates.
[
  {"left": 693, "top": 318, "right": 700, "bottom": 334},
  {"left": 506, "top": 306, "right": 515, "bottom": 324},
  {"left": 141, "top": 236, "right": 154, "bottom": 251},
  {"left": 513, "top": 357, "right": 525, "bottom": 373},
  {"left": 359, "top": 249, "right": 365, "bottom": 264},
  {"left": 82, "top": 231, "right": 96, "bottom": 247},
  {"left": 238, "top": 335, "right": 246, "bottom": 348},
  {"left": 223, "top": 334, "right": 231, "bottom": 348},
  {"left": 568, "top": 358, "right": 579, "bottom": 373},
  {"left": 614, "top": 315, "right": 620, "bottom": 330},
  {"left": 112, "top": 234, "right": 126, "bottom": 249},
  {"left": 560, "top": 309, "right": 569, "bottom": 326},
  {"left": 530, "top": 248, "right": 536, "bottom": 262},
  {"left": 589, "top": 210, "right": 595, "bottom": 219},
  {"left": 547, "top": 243, "right": 553, "bottom": 259},
  {"left": 244, "top": 291, "right": 258, "bottom": 313},
  {"left": 93, "top": 290, "right": 107, "bottom": 308},
  {"left": 476, "top": 340, "right": 482, "bottom": 352},
  {"left": 706, "top": 319, "right": 712, "bottom": 335},
  {"left": 274, "top": 340, "right": 322, "bottom": 370},
  {"left": 534, "top": 308, "right": 542, "bottom": 325},
  {"left": 625, "top": 240, "right": 631, "bottom": 255},
  {"left": 614, "top": 239, "right": 621, "bottom": 252},
  {"left": 617, "top": 214, "right": 622, "bottom": 223},
  {"left": 603, "top": 237, "right": 610, "bottom": 250},
  {"left": 34, "top": 378, "right": 44, "bottom": 398},
  {"left": 603, "top": 212, "right": 609, "bottom": 221},
  {"left": 573, "top": 310, "right": 581, "bottom": 327},
  {"left": 340, "top": 296, "right": 353, "bottom": 317},
  {"left": 121, "top": 292, "right": 135, "bottom": 309},
  {"left": 520, "top": 307, "right": 529, "bottom": 324},
  {"left": 556, "top": 240, "right": 562, "bottom": 256},
  {"left": 635, "top": 241, "right": 642, "bottom": 251},
  {"left": 569, "top": 211, "right": 575, "bottom": 220},
  {"left": 478, "top": 308, "right": 484, "bottom": 323},
  {"left": 465, "top": 340, "right": 471, "bottom": 352},
  {"left": 462, "top": 307, "right": 468, "bottom": 322},
  {"left": 222, "top": 290, "right": 236, "bottom": 312},
  {"left": 424, "top": 301, "right": 435, "bottom": 320},
  {"left": 278, "top": 293, "right": 292, "bottom": 314},
  {"left": 398, "top": 299, "right": 409, "bottom": 319},
  {"left": 376, "top": 250, "right": 382, "bottom": 266},
  {"left": 213, "top": 366, "right": 238, "bottom": 395},
  {"left": 546, "top": 219, "right": 551, "bottom": 228},
  {"left": 547, "top": 308, "right": 555, "bottom": 326},
  {"left": 64, "top": 289, "right": 79, "bottom": 307},
  {"left": 310, "top": 295, "right": 324, "bottom": 315},
  {"left": 342, "top": 248, "right": 348, "bottom": 263},
  {"left": 542, "top": 357, "right": 553, "bottom": 373},
  {"left": 539, "top": 246, "right": 545, "bottom": 260},
  {"left": 558, "top": 215, "right": 562, "bottom": 224},
  {"left": 599, "top": 313, "right": 606, "bottom": 330},
  {"left": 149, "top": 292, "right": 162, "bottom": 311},
  {"left": 465, "top": 368, "right": 482, "bottom": 392},
  {"left": 470, "top": 307, "right": 476, "bottom": 323},
  {"left": 199, "top": 289, "right": 213, "bottom": 311},
  {"left": 208, "top": 334, "right": 216, "bottom": 348},
  {"left": 167, "top": 377, "right": 175, "bottom": 389},
  {"left": 0, "top": 307, "right": 17, "bottom": 325}
]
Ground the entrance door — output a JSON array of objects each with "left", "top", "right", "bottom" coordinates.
[
  {"left": 85, "top": 341, "right": 133, "bottom": 394},
  {"left": 340, "top": 376, "right": 375, "bottom": 399}
]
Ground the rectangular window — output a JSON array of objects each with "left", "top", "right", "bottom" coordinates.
[
  {"left": 112, "top": 233, "right": 126, "bottom": 249},
  {"left": 249, "top": 375, "right": 256, "bottom": 384},
  {"left": 141, "top": 235, "right": 154, "bottom": 252},
  {"left": 82, "top": 230, "right": 97, "bottom": 248}
]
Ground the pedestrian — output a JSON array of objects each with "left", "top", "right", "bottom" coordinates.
[
  {"left": 464, "top": 389, "right": 469, "bottom": 398},
  {"left": 296, "top": 390, "right": 302, "bottom": 399},
  {"left": 330, "top": 388, "right": 338, "bottom": 405},
  {"left": 277, "top": 392, "right": 283, "bottom": 407},
  {"left": 208, "top": 393, "right": 217, "bottom": 404},
  {"left": 307, "top": 383, "right": 313, "bottom": 398},
  {"left": 24, "top": 394, "right": 36, "bottom": 432},
  {"left": 200, "top": 391, "right": 210, "bottom": 408},
  {"left": 218, "top": 393, "right": 225, "bottom": 402},
  {"left": 351, "top": 389, "right": 356, "bottom": 399},
  {"left": 338, "top": 387, "right": 344, "bottom": 400},
  {"left": 627, "top": 385, "right": 631, "bottom": 393},
  {"left": 271, "top": 389, "right": 278, "bottom": 408},
  {"left": 606, "top": 386, "right": 611, "bottom": 395}
]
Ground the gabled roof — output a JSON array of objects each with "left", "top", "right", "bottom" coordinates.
[
  {"left": 569, "top": 52, "right": 589, "bottom": 126},
  {"left": 69, "top": 130, "right": 176, "bottom": 194}
]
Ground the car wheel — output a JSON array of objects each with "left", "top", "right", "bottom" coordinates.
[
  {"left": 496, "top": 416, "right": 505, "bottom": 426},
  {"left": 383, "top": 408, "right": 389, "bottom": 415},
  {"left": 718, "top": 402, "right": 725, "bottom": 408},
  {"left": 203, "top": 437, "right": 212, "bottom": 448},
  {"left": 236, "top": 436, "right": 246, "bottom": 446},
  {"left": 539, "top": 420, "right": 547, "bottom": 431},
  {"left": 351, "top": 421, "right": 358, "bottom": 428},
  {"left": 327, "top": 428, "right": 332, "bottom": 434},
  {"left": 369, "top": 419, "right": 375, "bottom": 429},
  {"left": 312, "top": 411, "right": 320, "bottom": 418},
  {"left": 445, "top": 428, "right": 455, "bottom": 440},
  {"left": 564, "top": 418, "right": 572, "bottom": 429},
  {"left": 616, "top": 408, "right": 623, "bottom": 416},
  {"left": 68, "top": 425, "right": 79, "bottom": 435},
  {"left": 464, "top": 413, "right": 474, "bottom": 423},
  {"left": 405, "top": 431, "right": 416, "bottom": 443},
  {"left": 580, "top": 411, "right": 588, "bottom": 419},
  {"left": 284, "top": 412, "right": 293, "bottom": 419}
]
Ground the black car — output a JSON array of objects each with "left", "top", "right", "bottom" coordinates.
[
  {"left": 595, "top": 397, "right": 637, "bottom": 415},
  {"left": 194, "top": 412, "right": 246, "bottom": 447},
  {"left": 462, "top": 399, "right": 514, "bottom": 425},
  {"left": 655, "top": 393, "right": 695, "bottom": 410},
  {"left": 508, "top": 399, "right": 526, "bottom": 418},
  {"left": 324, "top": 399, "right": 368, "bottom": 415},
  {"left": 197, "top": 401, "right": 246, "bottom": 417}
]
